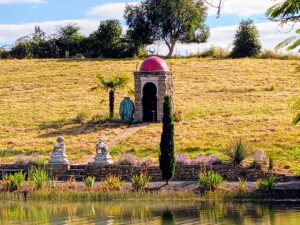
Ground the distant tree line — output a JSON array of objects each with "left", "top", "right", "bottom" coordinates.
[{"left": 0, "top": 20, "right": 143, "bottom": 59}]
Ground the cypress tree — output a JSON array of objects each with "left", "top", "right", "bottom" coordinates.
[{"left": 159, "top": 95, "right": 175, "bottom": 185}]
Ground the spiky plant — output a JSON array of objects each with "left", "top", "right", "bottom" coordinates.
[{"left": 225, "top": 139, "right": 251, "bottom": 166}]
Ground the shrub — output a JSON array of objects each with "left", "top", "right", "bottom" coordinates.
[
  {"left": 131, "top": 172, "right": 152, "bottom": 191},
  {"left": 176, "top": 154, "right": 191, "bottom": 165},
  {"left": 67, "top": 176, "right": 77, "bottom": 189},
  {"left": 260, "top": 50, "right": 300, "bottom": 60},
  {"left": 199, "top": 47, "right": 230, "bottom": 59},
  {"left": 102, "top": 175, "right": 123, "bottom": 191},
  {"left": 231, "top": 19, "right": 261, "bottom": 58},
  {"left": 198, "top": 171, "right": 223, "bottom": 191},
  {"left": 14, "top": 153, "right": 42, "bottom": 165},
  {"left": 225, "top": 139, "right": 251, "bottom": 166},
  {"left": 84, "top": 176, "right": 95, "bottom": 189},
  {"left": 137, "top": 157, "right": 154, "bottom": 167},
  {"left": 117, "top": 153, "right": 136, "bottom": 166},
  {"left": 2, "top": 172, "right": 26, "bottom": 192},
  {"left": 28, "top": 167, "right": 52, "bottom": 190},
  {"left": 238, "top": 177, "right": 247, "bottom": 192},
  {"left": 173, "top": 110, "right": 183, "bottom": 122},
  {"left": 268, "top": 156, "right": 274, "bottom": 171},
  {"left": 193, "top": 155, "right": 218, "bottom": 166},
  {"left": 250, "top": 150, "right": 267, "bottom": 170},
  {"left": 256, "top": 175, "right": 277, "bottom": 193}
]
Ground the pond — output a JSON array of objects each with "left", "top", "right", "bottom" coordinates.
[{"left": 0, "top": 200, "right": 300, "bottom": 225}]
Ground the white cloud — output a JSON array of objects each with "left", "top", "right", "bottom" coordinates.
[
  {"left": 87, "top": 2, "right": 138, "bottom": 20},
  {"left": 207, "top": 0, "right": 275, "bottom": 16},
  {"left": 0, "top": 19, "right": 99, "bottom": 44},
  {"left": 0, "top": 0, "right": 46, "bottom": 4}
]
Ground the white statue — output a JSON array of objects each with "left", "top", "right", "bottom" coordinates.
[
  {"left": 48, "top": 136, "right": 69, "bottom": 164},
  {"left": 91, "top": 138, "right": 113, "bottom": 165}
]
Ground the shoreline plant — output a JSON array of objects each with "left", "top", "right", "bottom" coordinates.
[
  {"left": 102, "top": 175, "right": 123, "bottom": 191},
  {"left": 198, "top": 171, "right": 223, "bottom": 192},
  {"left": 28, "top": 167, "right": 52, "bottom": 190},
  {"left": 84, "top": 176, "right": 95, "bottom": 190},
  {"left": 131, "top": 172, "right": 152, "bottom": 192},
  {"left": 256, "top": 175, "right": 277, "bottom": 193},
  {"left": 2, "top": 172, "right": 25, "bottom": 192}
]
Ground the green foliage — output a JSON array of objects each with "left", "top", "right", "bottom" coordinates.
[
  {"left": 2, "top": 172, "right": 25, "bottom": 192},
  {"left": 84, "top": 176, "right": 95, "bottom": 189},
  {"left": 238, "top": 177, "right": 247, "bottom": 192},
  {"left": 131, "top": 172, "right": 152, "bottom": 191},
  {"left": 231, "top": 19, "right": 261, "bottom": 58},
  {"left": 225, "top": 139, "right": 251, "bottom": 166},
  {"left": 159, "top": 96, "right": 176, "bottom": 184},
  {"left": 256, "top": 175, "right": 277, "bottom": 193},
  {"left": 266, "top": 0, "right": 300, "bottom": 51},
  {"left": 28, "top": 167, "right": 51, "bottom": 190},
  {"left": 198, "top": 47, "right": 230, "bottom": 59},
  {"left": 125, "top": 0, "right": 209, "bottom": 57},
  {"left": 198, "top": 171, "right": 223, "bottom": 191},
  {"left": 102, "top": 175, "right": 123, "bottom": 191},
  {"left": 93, "top": 75, "right": 128, "bottom": 119}
]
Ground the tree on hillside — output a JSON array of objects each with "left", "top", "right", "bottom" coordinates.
[
  {"left": 159, "top": 96, "right": 175, "bottom": 185},
  {"left": 87, "top": 20, "right": 122, "bottom": 58},
  {"left": 124, "top": 0, "right": 209, "bottom": 57},
  {"left": 231, "top": 19, "right": 262, "bottom": 58},
  {"left": 92, "top": 75, "right": 128, "bottom": 119},
  {"left": 266, "top": 0, "right": 300, "bottom": 51},
  {"left": 55, "top": 23, "right": 86, "bottom": 58}
]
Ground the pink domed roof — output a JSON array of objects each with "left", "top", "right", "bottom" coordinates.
[{"left": 140, "top": 56, "right": 169, "bottom": 72}]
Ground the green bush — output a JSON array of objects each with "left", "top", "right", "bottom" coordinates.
[
  {"left": 28, "top": 167, "right": 51, "bottom": 190},
  {"left": 256, "top": 175, "right": 277, "bottom": 193},
  {"left": 225, "top": 139, "right": 251, "bottom": 166},
  {"left": 102, "top": 175, "right": 123, "bottom": 191},
  {"left": 84, "top": 176, "right": 95, "bottom": 189},
  {"left": 231, "top": 19, "right": 261, "bottom": 58},
  {"left": 198, "top": 171, "right": 223, "bottom": 191},
  {"left": 238, "top": 177, "right": 247, "bottom": 192},
  {"left": 198, "top": 47, "right": 230, "bottom": 59},
  {"left": 131, "top": 172, "right": 152, "bottom": 191},
  {"left": 2, "top": 172, "right": 26, "bottom": 192}
]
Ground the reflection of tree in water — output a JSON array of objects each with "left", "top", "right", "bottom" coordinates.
[
  {"left": 161, "top": 210, "right": 176, "bottom": 225},
  {"left": 0, "top": 201, "right": 300, "bottom": 224}
]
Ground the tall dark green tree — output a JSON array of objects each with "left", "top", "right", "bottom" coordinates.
[
  {"left": 231, "top": 19, "right": 261, "bottom": 58},
  {"left": 159, "top": 96, "right": 175, "bottom": 185},
  {"left": 125, "top": 0, "right": 209, "bottom": 57}
]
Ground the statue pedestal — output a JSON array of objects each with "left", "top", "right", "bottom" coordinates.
[
  {"left": 48, "top": 151, "right": 69, "bottom": 165},
  {"left": 90, "top": 153, "right": 113, "bottom": 165}
]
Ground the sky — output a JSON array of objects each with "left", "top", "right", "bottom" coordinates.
[{"left": 0, "top": 0, "right": 298, "bottom": 55}]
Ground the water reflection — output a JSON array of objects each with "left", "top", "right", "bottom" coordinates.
[{"left": 0, "top": 201, "right": 300, "bottom": 225}]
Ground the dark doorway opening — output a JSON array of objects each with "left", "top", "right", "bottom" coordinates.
[{"left": 142, "top": 82, "right": 157, "bottom": 122}]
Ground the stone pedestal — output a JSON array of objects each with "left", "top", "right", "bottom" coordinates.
[
  {"left": 90, "top": 153, "right": 113, "bottom": 165},
  {"left": 48, "top": 151, "right": 69, "bottom": 164}
]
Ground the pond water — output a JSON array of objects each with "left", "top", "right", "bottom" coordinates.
[{"left": 0, "top": 200, "right": 300, "bottom": 225}]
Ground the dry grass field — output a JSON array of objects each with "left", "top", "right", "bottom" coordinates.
[{"left": 0, "top": 58, "right": 300, "bottom": 170}]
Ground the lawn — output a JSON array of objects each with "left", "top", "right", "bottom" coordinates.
[{"left": 0, "top": 58, "right": 300, "bottom": 170}]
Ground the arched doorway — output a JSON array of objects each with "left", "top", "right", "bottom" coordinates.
[{"left": 142, "top": 82, "right": 157, "bottom": 122}]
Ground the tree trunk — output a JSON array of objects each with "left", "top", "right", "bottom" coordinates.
[
  {"left": 166, "top": 180, "right": 169, "bottom": 185},
  {"left": 109, "top": 90, "right": 115, "bottom": 119},
  {"left": 166, "top": 42, "right": 176, "bottom": 58}
]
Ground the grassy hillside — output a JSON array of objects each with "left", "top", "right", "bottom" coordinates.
[{"left": 0, "top": 58, "right": 300, "bottom": 170}]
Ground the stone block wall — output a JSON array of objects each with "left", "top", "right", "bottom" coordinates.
[{"left": 0, "top": 164, "right": 291, "bottom": 182}]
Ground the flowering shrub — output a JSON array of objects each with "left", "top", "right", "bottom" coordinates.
[
  {"left": 117, "top": 153, "right": 136, "bottom": 166},
  {"left": 176, "top": 154, "right": 191, "bottom": 165},
  {"left": 251, "top": 150, "right": 266, "bottom": 169},
  {"left": 137, "top": 157, "right": 154, "bottom": 167},
  {"left": 193, "top": 155, "right": 218, "bottom": 166}
]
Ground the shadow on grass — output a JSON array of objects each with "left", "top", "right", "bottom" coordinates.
[{"left": 38, "top": 117, "right": 146, "bottom": 138}]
